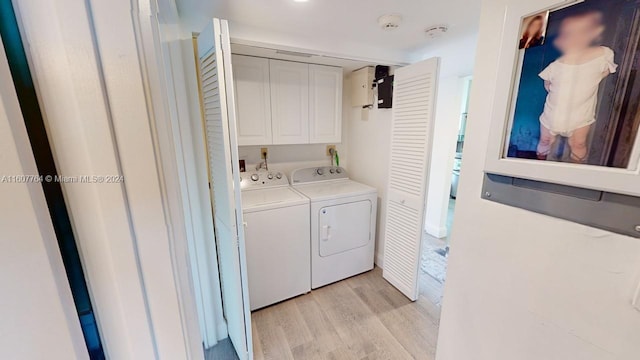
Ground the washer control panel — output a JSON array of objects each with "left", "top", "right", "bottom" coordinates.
[
  {"left": 240, "top": 170, "right": 288, "bottom": 190},
  {"left": 291, "top": 166, "right": 348, "bottom": 184}
]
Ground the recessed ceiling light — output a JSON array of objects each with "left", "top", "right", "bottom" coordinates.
[{"left": 378, "top": 14, "right": 403, "bottom": 31}]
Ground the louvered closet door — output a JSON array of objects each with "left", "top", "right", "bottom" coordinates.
[
  {"left": 197, "top": 19, "right": 253, "bottom": 360},
  {"left": 382, "top": 58, "right": 440, "bottom": 301}
]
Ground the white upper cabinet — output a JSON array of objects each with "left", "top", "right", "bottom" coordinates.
[
  {"left": 232, "top": 55, "right": 273, "bottom": 146},
  {"left": 309, "top": 64, "right": 343, "bottom": 144},
  {"left": 270, "top": 60, "right": 310, "bottom": 145},
  {"left": 232, "top": 56, "right": 343, "bottom": 145}
]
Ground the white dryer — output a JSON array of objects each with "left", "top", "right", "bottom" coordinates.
[
  {"left": 240, "top": 170, "right": 310, "bottom": 310},
  {"left": 291, "top": 166, "right": 377, "bottom": 289}
]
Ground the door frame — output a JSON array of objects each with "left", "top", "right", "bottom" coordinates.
[
  {"left": 11, "top": 0, "right": 203, "bottom": 358},
  {"left": 0, "top": 31, "right": 89, "bottom": 360}
]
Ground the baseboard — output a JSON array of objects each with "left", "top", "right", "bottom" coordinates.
[{"left": 425, "top": 223, "right": 448, "bottom": 239}]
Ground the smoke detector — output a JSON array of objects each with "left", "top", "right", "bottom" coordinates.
[
  {"left": 378, "top": 14, "right": 403, "bottom": 31},
  {"left": 425, "top": 25, "right": 449, "bottom": 39}
]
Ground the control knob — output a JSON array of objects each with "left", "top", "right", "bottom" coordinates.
[
  {"left": 330, "top": 168, "right": 335, "bottom": 174},
  {"left": 250, "top": 174, "right": 259, "bottom": 182},
  {"left": 267, "top": 173, "right": 273, "bottom": 180},
  {"left": 336, "top": 168, "right": 343, "bottom": 174},
  {"left": 276, "top": 173, "right": 283, "bottom": 179},
  {"left": 316, "top": 168, "right": 325, "bottom": 175}
]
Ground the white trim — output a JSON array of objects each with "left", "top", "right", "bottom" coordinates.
[
  {"left": 13, "top": 0, "right": 158, "bottom": 357},
  {"left": 128, "top": 1, "right": 204, "bottom": 358},
  {"left": 12, "top": 0, "right": 202, "bottom": 358}
]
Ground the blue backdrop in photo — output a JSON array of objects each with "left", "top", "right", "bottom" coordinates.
[{"left": 509, "top": 43, "right": 560, "bottom": 156}]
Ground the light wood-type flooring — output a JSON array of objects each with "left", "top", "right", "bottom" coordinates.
[{"left": 250, "top": 267, "right": 443, "bottom": 360}]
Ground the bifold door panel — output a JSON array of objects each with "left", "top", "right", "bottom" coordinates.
[
  {"left": 382, "top": 57, "right": 440, "bottom": 301},
  {"left": 197, "top": 18, "right": 253, "bottom": 360}
]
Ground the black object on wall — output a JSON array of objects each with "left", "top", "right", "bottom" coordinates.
[
  {"left": 377, "top": 75, "right": 394, "bottom": 109},
  {"left": 375, "top": 65, "right": 390, "bottom": 81},
  {"left": 0, "top": 1, "right": 105, "bottom": 358}
]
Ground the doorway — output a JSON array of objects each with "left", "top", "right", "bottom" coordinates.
[{"left": 420, "top": 76, "right": 472, "bottom": 296}]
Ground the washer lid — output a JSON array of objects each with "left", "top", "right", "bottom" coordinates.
[
  {"left": 241, "top": 187, "right": 309, "bottom": 212},
  {"left": 293, "top": 180, "right": 377, "bottom": 201}
]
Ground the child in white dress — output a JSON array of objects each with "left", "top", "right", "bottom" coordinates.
[{"left": 537, "top": 10, "right": 617, "bottom": 163}]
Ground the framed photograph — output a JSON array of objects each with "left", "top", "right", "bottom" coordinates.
[
  {"left": 519, "top": 11, "right": 550, "bottom": 49},
  {"left": 485, "top": 0, "right": 640, "bottom": 197}
]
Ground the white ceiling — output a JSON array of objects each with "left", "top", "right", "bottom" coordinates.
[{"left": 176, "top": 0, "right": 481, "bottom": 64}]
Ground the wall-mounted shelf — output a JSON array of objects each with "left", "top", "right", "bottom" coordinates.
[{"left": 482, "top": 173, "right": 640, "bottom": 238}]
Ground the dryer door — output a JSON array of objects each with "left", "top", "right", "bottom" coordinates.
[{"left": 318, "top": 200, "right": 372, "bottom": 257}]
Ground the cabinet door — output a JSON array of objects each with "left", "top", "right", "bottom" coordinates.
[
  {"left": 269, "top": 60, "right": 309, "bottom": 144},
  {"left": 232, "top": 55, "right": 272, "bottom": 146},
  {"left": 310, "top": 65, "right": 343, "bottom": 143}
]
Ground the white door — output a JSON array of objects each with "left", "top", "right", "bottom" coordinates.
[
  {"left": 309, "top": 64, "right": 343, "bottom": 144},
  {"left": 0, "top": 36, "right": 88, "bottom": 359},
  {"left": 232, "top": 55, "right": 273, "bottom": 146},
  {"left": 270, "top": 59, "right": 309, "bottom": 144},
  {"left": 382, "top": 58, "right": 440, "bottom": 301},
  {"left": 196, "top": 19, "right": 253, "bottom": 360}
]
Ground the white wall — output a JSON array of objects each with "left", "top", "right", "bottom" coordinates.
[
  {"left": 0, "top": 42, "right": 87, "bottom": 359},
  {"left": 238, "top": 143, "right": 348, "bottom": 176},
  {"left": 436, "top": 0, "right": 640, "bottom": 359},
  {"left": 344, "top": 75, "right": 393, "bottom": 267},
  {"left": 417, "top": 33, "right": 479, "bottom": 238},
  {"left": 424, "top": 77, "right": 465, "bottom": 237}
]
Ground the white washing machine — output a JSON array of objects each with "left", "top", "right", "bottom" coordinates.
[
  {"left": 291, "top": 166, "right": 377, "bottom": 289},
  {"left": 240, "top": 169, "right": 310, "bottom": 310}
]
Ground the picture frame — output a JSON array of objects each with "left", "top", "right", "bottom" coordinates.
[{"left": 484, "top": 0, "right": 640, "bottom": 197}]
